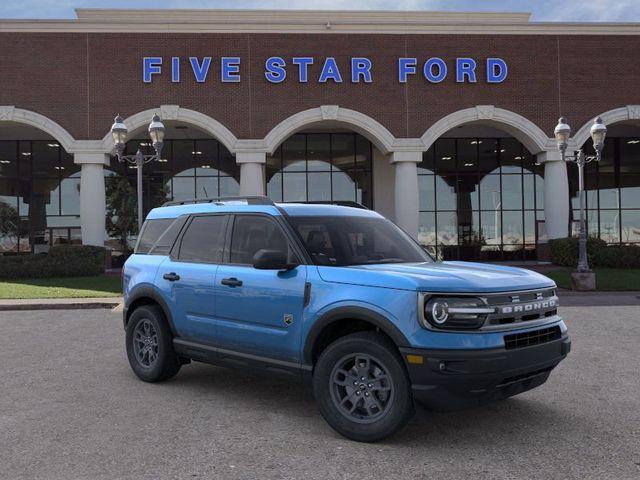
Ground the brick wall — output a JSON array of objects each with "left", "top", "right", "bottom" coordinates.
[{"left": 1, "top": 32, "right": 639, "bottom": 142}]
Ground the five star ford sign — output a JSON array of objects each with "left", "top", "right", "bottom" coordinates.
[{"left": 142, "top": 56, "right": 508, "bottom": 84}]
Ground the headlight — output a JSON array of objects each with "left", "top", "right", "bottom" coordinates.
[{"left": 422, "top": 296, "right": 494, "bottom": 330}]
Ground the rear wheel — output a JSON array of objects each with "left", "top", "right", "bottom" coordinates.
[
  {"left": 126, "top": 305, "right": 181, "bottom": 382},
  {"left": 313, "top": 331, "right": 414, "bottom": 442}
]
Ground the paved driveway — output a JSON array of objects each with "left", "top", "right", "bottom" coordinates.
[{"left": 1, "top": 307, "right": 639, "bottom": 480}]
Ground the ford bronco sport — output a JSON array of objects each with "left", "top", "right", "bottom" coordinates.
[{"left": 122, "top": 196, "right": 570, "bottom": 442}]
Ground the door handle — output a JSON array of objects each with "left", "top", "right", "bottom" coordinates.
[
  {"left": 163, "top": 272, "right": 181, "bottom": 282},
  {"left": 221, "top": 277, "right": 243, "bottom": 287}
]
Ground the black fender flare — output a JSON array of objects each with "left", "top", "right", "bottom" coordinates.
[
  {"left": 124, "top": 286, "right": 178, "bottom": 336},
  {"left": 303, "top": 306, "right": 411, "bottom": 365}
]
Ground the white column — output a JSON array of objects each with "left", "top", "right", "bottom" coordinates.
[
  {"left": 372, "top": 147, "right": 395, "bottom": 220},
  {"left": 538, "top": 151, "right": 569, "bottom": 239},
  {"left": 391, "top": 151, "right": 421, "bottom": 239},
  {"left": 237, "top": 151, "right": 266, "bottom": 196},
  {"left": 75, "top": 152, "right": 109, "bottom": 246}
]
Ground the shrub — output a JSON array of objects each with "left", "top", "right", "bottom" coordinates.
[
  {"left": 593, "top": 245, "right": 640, "bottom": 268},
  {"left": 550, "top": 237, "right": 640, "bottom": 268},
  {"left": 0, "top": 245, "right": 106, "bottom": 279},
  {"left": 550, "top": 237, "right": 607, "bottom": 267}
]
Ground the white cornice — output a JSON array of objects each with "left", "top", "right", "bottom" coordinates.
[
  {"left": 0, "top": 9, "right": 639, "bottom": 35},
  {"left": 73, "top": 9, "right": 532, "bottom": 24}
]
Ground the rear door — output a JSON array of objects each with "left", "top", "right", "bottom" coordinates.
[
  {"left": 158, "top": 214, "right": 229, "bottom": 344},
  {"left": 214, "top": 214, "right": 308, "bottom": 363}
]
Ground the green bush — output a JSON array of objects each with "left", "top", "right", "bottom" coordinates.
[
  {"left": 593, "top": 245, "right": 640, "bottom": 268},
  {"left": 550, "top": 237, "right": 640, "bottom": 268},
  {"left": 550, "top": 237, "right": 607, "bottom": 267},
  {"left": 0, "top": 245, "right": 106, "bottom": 279}
]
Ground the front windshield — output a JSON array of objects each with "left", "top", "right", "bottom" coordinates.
[{"left": 288, "top": 215, "right": 433, "bottom": 266}]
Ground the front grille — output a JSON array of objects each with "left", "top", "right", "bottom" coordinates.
[
  {"left": 504, "top": 326, "right": 561, "bottom": 350},
  {"left": 484, "top": 288, "right": 558, "bottom": 328}
]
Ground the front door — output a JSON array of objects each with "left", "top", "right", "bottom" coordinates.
[
  {"left": 214, "top": 214, "right": 307, "bottom": 363},
  {"left": 158, "top": 214, "right": 229, "bottom": 344}
]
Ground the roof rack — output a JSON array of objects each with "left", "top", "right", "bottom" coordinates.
[
  {"left": 162, "top": 196, "right": 276, "bottom": 207},
  {"left": 283, "top": 200, "right": 369, "bottom": 210}
]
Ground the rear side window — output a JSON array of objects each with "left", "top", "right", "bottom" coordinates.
[
  {"left": 148, "top": 215, "right": 188, "bottom": 255},
  {"left": 178, "top": 215, "right": 227, "bottom": 263},
  {"left": 135, "top": 218, "right": 174, "bottom": 254}
]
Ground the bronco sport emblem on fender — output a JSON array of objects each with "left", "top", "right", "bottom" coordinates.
[{"left": 283, "top": 314, "right": 294, "bottom": 326}]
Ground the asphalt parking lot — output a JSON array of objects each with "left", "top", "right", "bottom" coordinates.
[{"left": 1, "top": 306, "right": 639, "bottom": 480}]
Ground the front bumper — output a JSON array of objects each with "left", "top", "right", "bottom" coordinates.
[{"left": 399, "top": 334, "right": 571, "bottom": 411}]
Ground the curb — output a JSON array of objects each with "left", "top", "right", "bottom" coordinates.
[{"left": 0, "top": 299, "right": 122, "bottom": 312}]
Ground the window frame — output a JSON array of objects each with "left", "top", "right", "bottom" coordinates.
[{"left": 170, "top": 213, "right": 230, "bottom": 265}]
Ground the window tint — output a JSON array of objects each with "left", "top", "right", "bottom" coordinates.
[
  {"left": 135, "top": 218, "right": 174, "bottom": 254},
  {"left": 178, "top": 215, "right": 227, "bottom": 263},
  {"left": 289, "top": 215, "right": 431, "bottom": 266},
  {"left": 229, "top": 215, "right": 290, "bottom": 264},
  {"left": 148, "top": 215, "right": 188, "bottom": 255}
]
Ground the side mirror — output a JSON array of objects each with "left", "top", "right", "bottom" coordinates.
[{"left": 252, "top": 249, "right": 296, "bottom": 270}]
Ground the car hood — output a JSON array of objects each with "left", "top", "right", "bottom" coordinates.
[{"left": 316, "top": 261, "right": 555, "bottom": 293}]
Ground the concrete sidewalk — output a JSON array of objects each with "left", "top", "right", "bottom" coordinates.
[{"left": 0, "top": 297, "right": 123, "bottom": 311}]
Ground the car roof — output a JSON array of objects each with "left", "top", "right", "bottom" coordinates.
[
  {"left": 145, "top": 201, "right": 380, "bottom": 220},
  {"left": 277, "top": 203, "right": 380, "bottom": 217}
]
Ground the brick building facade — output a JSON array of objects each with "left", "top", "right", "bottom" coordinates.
[{"left": 1, "top": 9, "right": 639, "bottom": 259}]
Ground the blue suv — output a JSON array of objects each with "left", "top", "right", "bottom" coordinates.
[{"left": 122, "top": 196, "right": 570, "bottom": 442}]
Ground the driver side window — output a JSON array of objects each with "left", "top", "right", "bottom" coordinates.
[{"left": 229, "top": 215, "right": 294, "bottom": 265}]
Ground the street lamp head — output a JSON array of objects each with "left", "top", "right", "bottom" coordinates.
[
  {"left": 110, "top": 115, "right": 128, "bottom": 155},
  {"left": 148, "top": 113, "right": 165, "bottom": 157},
  {"left": 554, "top": 117, "right": 571, "bottom": 154},
  {"left": 590, "top": 116, "right": 607, "bottom": 156}
]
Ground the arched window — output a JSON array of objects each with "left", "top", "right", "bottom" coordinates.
[
  {"left": 266, "top": 133, "right": 373, "bottom": 207},
  {"left": 0, "top": 140, "right": 80, "bottom": 253},
  {"left": 418, "top": 137, "right": 544, "bottom": 261}
]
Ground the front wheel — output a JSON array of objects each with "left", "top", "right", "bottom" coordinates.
[
  {"left": 312, "top": 331, "right": 414, "bottom": 442},
  {"left": 125, "top": 305, "right": 181, "bottom": 382}
]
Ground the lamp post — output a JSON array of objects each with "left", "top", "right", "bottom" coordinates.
[
  {"left": 110, "top": 114, "right": 166, "bottom": 233},
  {"left": 554, "top": 116, "right": 607, "bottom": 274}
]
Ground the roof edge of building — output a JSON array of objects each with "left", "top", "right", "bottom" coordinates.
[
  {"left": 0, "top": 9, "right": 639, "bottom": 35},
  {"left": 73, "top": 9, "right": 533, "bottom": 24}
]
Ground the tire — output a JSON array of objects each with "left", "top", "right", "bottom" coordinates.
[
  {"left": 125, "top": 304, "right": 181, "bottom": 382},
  {"left": 312, "top": 331, "right": 414, "bottom": 442}
]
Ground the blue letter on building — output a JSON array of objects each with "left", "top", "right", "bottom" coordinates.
[
  {"left": 456, "top": 58, "right": 477, "bottom": 83},
  {"left": 292, "top": 57, "right": 314, "bottom": 82},
  {"left": 319, "top": 57, "right": 343, "bottom": 83},
  {"left": 221, "top": 57, "right": 241, "bottom": 83},
  {"left": 424, "top": 57, "right": 447, "bottom": 83},
  {"left": 398, "top": 58, "right": 417, "bottom": 83},
  {"left": 487, "top": 58, "right": 508, "bottom": 83},
  {"left": 143, "top": 57, "right": 162, "bottom": 83},
  {"left": 171, "top": 57, "right": 180, "bottom": 83},
  {"left": 190, "top": 57, "right": 211, "bottom": 83},
  {"left": 265, "top": 57, "right": 287, "bottom": 83},
  {"left": 351, "top": 58, "right": 372, "bottom": 83}
]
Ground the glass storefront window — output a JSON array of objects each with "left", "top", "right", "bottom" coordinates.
[
  {"left": 568, "top": 137, "right": 640, "bottom": 245},
  {"left": 0, "top": 140, "right": 81, "bottom": 253},
  {"left": 105, "top": 138, "right": 239, "bottom": 251},
  {"left": 266, "top": 133, "right": 373, "bottom": 207},
  {"left": 419, "top": 137, "right": 544, "bottom": 260}
]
